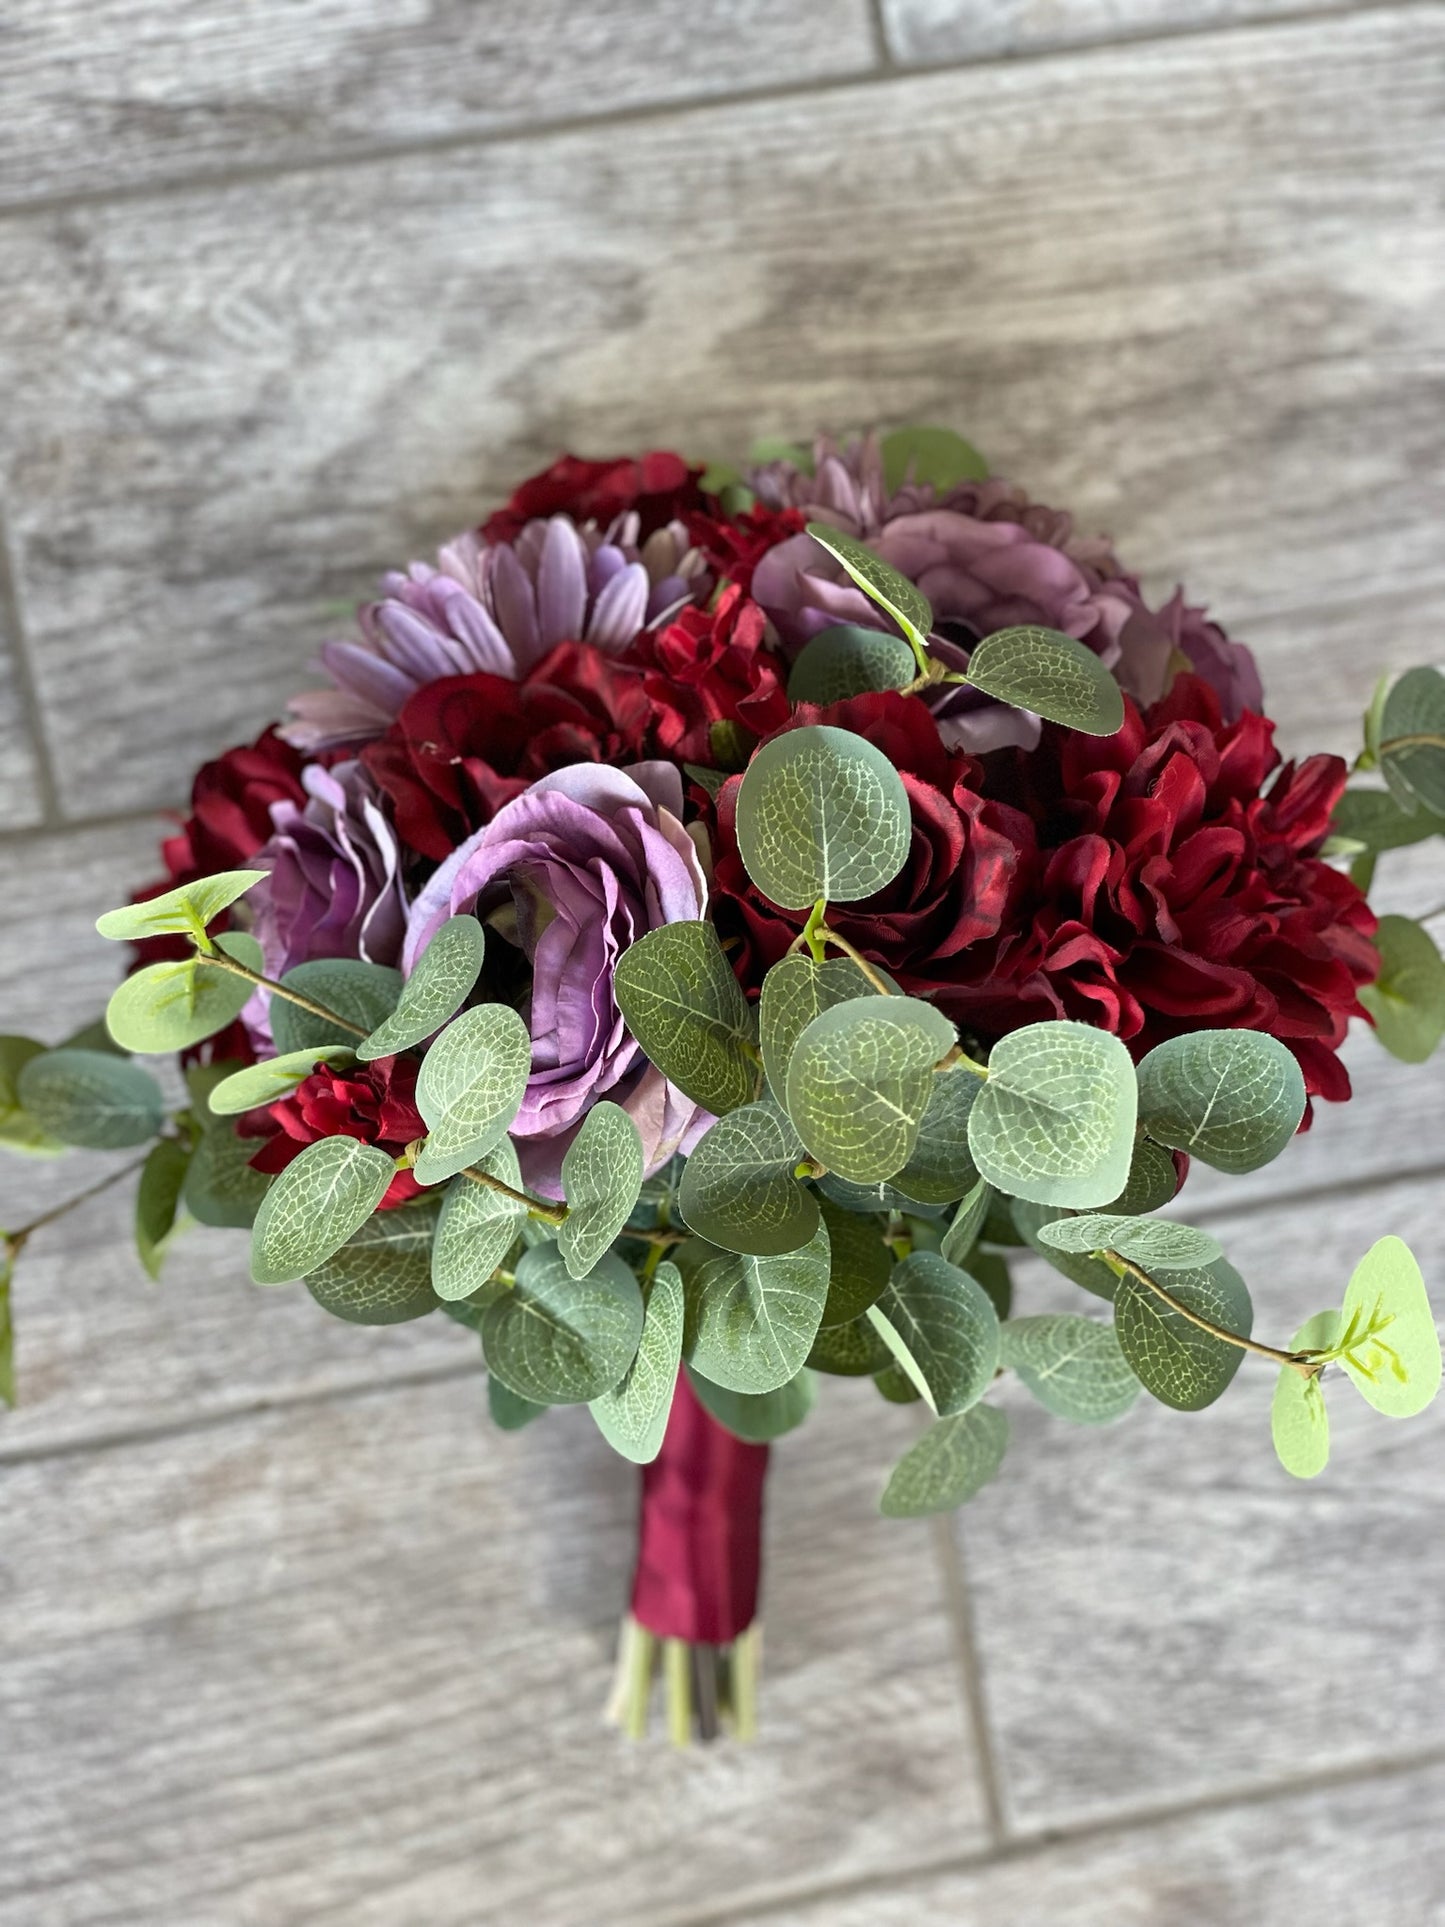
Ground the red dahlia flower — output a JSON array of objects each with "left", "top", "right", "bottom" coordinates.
[
  {"left": 482, "top": 449, "right": 706, "bottom": 545},
  {"left": 630, "top": 583, "right": 792, "bottom": 764},
  {"left": 242, "top": 1054, "right": 424, "bottom": 1208}
]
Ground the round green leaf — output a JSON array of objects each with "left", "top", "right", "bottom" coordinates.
[
  {"left": 488, "top": 1377, "right": 546, "bottom": 1430},
  {"left": 1271, "top": 1311, "right": 1338, "bottom": 1479},
  {"left": 939, "top": 1177, "right": 994, "bottom": 1269},
  {"left": 807, "top": 1312, "right": 893, "bottom": 1376},
  {"left": 687, "top": 1365, "right": 817, "bottom": 1443},
  {"left": 787, "top": 624, "right": 917, "bottom": 705},
  {"left": 305, "top": 1198, "right": 443, "bottom": 1324},
  {"left": 803, "top": 521, "right": 933, "bottom": 657},
  {"left": 676, "top": 1223, "right": 831, "bottom": 1394},
  {"left": 357, "top": 914, "right": 486, "bottom": 1061},
  {"left": 590, "top": 1260, "right": 685, "bottom": 1463},
  {"left": 968, "top": 1021, "right": 1137, "bottom": 1208},
  {"left": 1104, "top": 1135, "right": 1181, "bottom": 1216},
  {"left": 1112, "top": 1256, "right": 1253, "bottom": 1411},
  {"left": 135, "top": 1137, "right": 193, "bottom": 1280},
  {"left": 1331, "top": 786, "right": 1445, "bottom": 855},
  {"left": 874, "top": 1360, "right": 922, "bottom": 1405},
  {"left": 785, "top": 994, "right": 956, "bottom": 1184},
  {"left": 1359, "top": 915, "right": 1445, "bottom": 1064},
  {"left": 482, "top": 1243, "right": 643, "bottom": 1405},
  {"left": 269, "top": 958, "right": 403, "bottom": 1055},
  {"left": 867, "top": 1250, "right": 1000, "bottom": 1417},
  {"left": 1380, "top": 666, "right": 1445, "bottom": 816},
  {"left": 735, "top": 725, "right": 912, "bottom": 909},
  {"left": 105, "top": 931, "right": 263, "bottom": 1054},
  {"left": 414, "top": 1003, "right": 532, "bottom": 1184},
  {"left": 0, "top": 1035, "right": 65, "bottom": 1157},
  {"left": 759, "top": 952, "right": 880, "bottom": 1100},
  {"left": 1011, "top": 1197, "right": 1118, "bottom": 1301},
  {"left": 250, "top": 1135, "right": 396, "bottom": 1284},
  {"left": 677, "top": 1097, "right": 818, "bottom": 1257},
  {"left": 816, "top": 1193, "right": 892, "bottom": 1327},
  {"left": 1335, "top": 1235, "right": 1441, "bottom": 1418},
  {"left": 964, "top": 626, "right": 1126, "bottom": 736},
  {"left": 1000, "top": 1314, "right": 1140, "bottom": 1425},
  {"left": 207, "top": 1046, "right": 354, "bottom": 1116},
  {"left": 892, "top": 1066, "right": 981, "bottom": 1204},
  {"left": 431, "top": 1139, "right": 528, "bottom": 1304},
  {"left": 95, "top": 868, "right": 269, "bottom": 943},
  {"left": 880, "top": 1402, "right": 1009, "bottom": 1518},
  {"left": 559, "top": 1101, "right": 645, "bottom": 1278},
  {"left": 880, "top": 425, "right": 988, "bottom": 494},
  {"left": 17, "top": 1048, "right": 165, "bottom": 1150},
  {"left": 1136, "top": 1029, "right": 1306, "bottom": 1174},
  {"left": 1038, "top": 1213, "right": 1222, "bottom": 1271},
  {"left": 183, "top": 1117, "right": 271, "bottom": 1228},
  {"left": 614, "top": 920, "right": 759, "bottom": 1116}
]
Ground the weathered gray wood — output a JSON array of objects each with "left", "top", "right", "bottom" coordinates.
[
  {"left": 0, "top": 1376, "right": 987, "bottom": 1926},
  {"left": 0, "top": 8, "right": 1439, "bottom": 815},
  {"left": 0, "top": 521, "right": 44, "bottom": 827},
  {"left": 880, "top": 0, "right": 1370, "bottom": 64},
  {"left": 738, "top": 1757, "right": 1445, "bottom": 1924},
  {"left": 0, "top": 0, "right": 876, "bottom": 205},
  {"left": 950, "top": 1170, "right": 1445, "bottom": 1832}
]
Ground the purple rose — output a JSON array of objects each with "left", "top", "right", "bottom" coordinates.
[{"left": 404, "top": 762, "right": 710, "bottom": 1194}]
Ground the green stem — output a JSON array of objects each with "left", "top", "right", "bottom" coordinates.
[
  {"left": 458, "top": 1161, "right": 566, "bottom": 1228},
  {"left": 1379, "top": 732, "right": 1445, "bottom": 755},
  {"left": 202, "top": 949, "right": 369, "bottom": 1039},
  {"left": 815, "top": 926, "right": 892, "bottom": 995},
  {"left": 664, "top": 1638, "right": 693, "bottom": 1747},
  {"left": 5, "top": 1148, "right": 155, "bottom": 1250},
  {"left": 801, "top": 899, "right": 829, "bottom": 965},
  {"left": 1106, "top": 1253, "right": 1319, "bottom": 1377}
]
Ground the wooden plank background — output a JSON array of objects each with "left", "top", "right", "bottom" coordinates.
[{"left": 0, "top": 4, "right": 1442, "bottom": 1921}]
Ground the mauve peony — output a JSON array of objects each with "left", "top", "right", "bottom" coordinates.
[{"left": 404, "top": 762, "right": 710, "bottom": 1193}]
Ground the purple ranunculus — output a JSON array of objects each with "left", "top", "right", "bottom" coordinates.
[
  {"left": 749, "top": 433, "right": 1262, "bottom": 743},
  {"left": 404, "top": 761, "right": 710, "bottom": 1194}
]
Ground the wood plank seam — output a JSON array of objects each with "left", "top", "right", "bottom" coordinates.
[{"left": 0, "top": 502, "right": 60, "bottom": 827}]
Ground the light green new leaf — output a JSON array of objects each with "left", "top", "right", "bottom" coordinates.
[
  {"left": 893, "top": 1065, "right": 981, "bottom": 1204},
  {"left": 786, "top": 994, "right": 956, "bottom": 1184},
  {"left": 559, "top": 1101, "right": 645, "bottom": 1278},
  {"left": 880, "top": 425, "right": 988, "bottom": 493},
  {"left": 787, "top": 624, "right": 917, "bottom": 705},
  {"left": 735, "top": 725, "right": 913, "bottom": 909},
  {"left": 488, "top": 1377, "right": 546, "bottom": 1430},
  {"left": 880, "top": 1402, "right": 1009, "bottom": 1518},
  {"left": 1011, "top": 1198, "right": 1118, "bottom": 1301},
  {"left": 1360, "top": 915, "right": 1445, "bottom": 1064},
  {"left": 940, "top": 1176, "right": 994, "bottom": 1268},
  {"left": 431, "top": 1139, "right": 528, "bottom": 1304},
  {"left": 134, "top": 1137, "right": 192, "bottom": 1280},
  {"left": 250, "top": 1135, "right": 396, "bottom": 1284},
  {"left": 105, "top": 931, "right": 263, "bottom": 1054},
  {"left": 613, "top": 920, "right": 759, "bottom": 1116},
  {"left": 482, "top": 1242, "right": 643, "bottom": 1405},
  {"left": 1379, "top": 666, "right": 1445, "bottom": 816},
  {"left": 968, "top": 1021, "right": 1136, "bottom": 1207},
  {"left": 95, "top": 868, "right": 269, "bottom": 943},
  {"left": 268, "top": 958, "right": 404, "bottom": 1055},
  {"left": 1334, "top": 1236, "right": 1441, "bottom": 1418},
  {"left": 816, "top": 1193, "right": 892, "bottom": 1327},
  {"left": 804, "top": 521, "right": 934, "bottom": 659},
  {"left": 0, "top": 1035, "right": 65, "bottom": 1157},
  {"left": 1112, "top": 1256, "right": 1253, "bottom": 1411},
  {"left": 305, "top": 1197, "right": 443, "bottom": 1325},
  {"left": 591, "top": 1260, "right": 685, "bottom": 1463},
  {"left": 1038, "top": 1213, "right": 1222, "bottom": 1271},
  {"left": 1271, "top": 1311, "right": 1338, "bottom": 1479},
  {"left": 207, "top": 1046, "right": 354, "bottom": 1116},
  {"left": 17, "top": 1048, "right": 165, "bottom": 1151},
  {"left": 1136, "top": 1029, "right": 1305, "bottom": 1174},
  {"left": 688, "top": 1365, "right": 817, "bottom": 1443},
  {"left": 677, "top": 1097, "right": 818, "bottom": 1257},
  {"left": 1000, "top": 1314, "right": 1140, "bottom": 1425},
  {"left": 963, "top": 626, "right": 1125, "bottom": 736},
  {"left": 867, "top": 1250, "right": 1000, "bottom": 1417},
  {"left": 677, "top": 1223, "right": 831, "bottom": 1394},
  {"left": 357, "top": 914, "right": 486, "bottom": 1060},
  {"left": 183, "top": 1116, "right": 271, "bottom": 1228},
  {"left": 759, "top": 952, "right": 879, "bottom": 1100},
  {"left": 807, "top": 1311, "right": 893, "bottom": 1376},
  {"left": 414, "top": 1003, "right": 532, "bottom": 1184}
]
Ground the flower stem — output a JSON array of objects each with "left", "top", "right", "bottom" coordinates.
[
  {"left": 1106, "top": 1253, "right": 1320, "bottom": 1377},
  {"left": 201, "top": 949, "right": 370, "bottom": 1039},
  {"left": 5, "top": 1148, "right": 155, "bottom": 1250}
]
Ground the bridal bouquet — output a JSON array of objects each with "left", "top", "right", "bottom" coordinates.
[{"left": 4, "top": 429, "right": 1443, "bottom": 1740}]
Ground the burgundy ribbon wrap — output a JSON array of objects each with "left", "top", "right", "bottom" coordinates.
[{"left": 629, "top": 1371, "right": 769, "bottom": 1644}]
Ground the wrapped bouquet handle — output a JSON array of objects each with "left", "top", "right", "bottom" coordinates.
[{"left": 3, "top": 429, "right": 1442, "bottom": 1738}]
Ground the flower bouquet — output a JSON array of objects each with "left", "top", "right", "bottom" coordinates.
[{"left": 4, "top": 429, "right": 1443, "bottom": 1742}]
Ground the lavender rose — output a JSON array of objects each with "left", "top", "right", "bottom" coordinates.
[{"left": 404, "top": 761, "right": 710, "bottom": 1193}]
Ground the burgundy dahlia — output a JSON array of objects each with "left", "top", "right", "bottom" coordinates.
[{"left": 244, "top": 1054, "right": 424, "bottom": 1209}]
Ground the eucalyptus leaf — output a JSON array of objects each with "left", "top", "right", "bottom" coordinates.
[
  {"left": 677, "top": 1223, "right": 831, "bottom": 1394},
  {"left": 759, "top": 952, "right": 880, "bottom": 1100},
  {"left": 183, "top": 1117, "right": 271, "bottom": 1228},
  {"left": 874, "top": 1360, "right": 922, "bottom": 1405},
  {"left": 1379, "top": 666, "right": 1445, "bottom": 816},
  {"left": 963, "top": 626, "right": 1125, "bottom": 736},
  {"left": 488, "top": 1377, "right": 546, "bottom": 1430},
  {"left": 0, "top": 1036, "right": 65, "bottom": 1157},
  {"left": 1334, "top": 1236, "right": 1441, "bottom": 1418},
  {"left": 735, "top": 725, "right": 913, "bottom": 909},
  {"left": 804, "top": 521, "right": 933, "bottom": 658},
  {"left": 816, "top": 1193, "right": 892, "bottom": 1327},
  {"left": 134, "top": 1137, "right": 192, "bottom": 1280},
  {"left": 1331, "top": 786, "right": 1445, "bottom": 854},
  {"left": 807, "top": 1312, "right": 892, "bottom": 1376},
  {"left": 357, "top": 914, "right": 486, "bottom": 1060},
  {"left": 590, "top": 1260, "right": 685, "bottom": 1463},
  {"left": 1112, "top": 1256, "right": 1253, "bottom": 1411},
  {"left": 880, "top": 1402, "right": 1009, "bottom": 1518},
  {"left": 17, "top": 1048, "right": 165, "bottom": 1151},
  {"left": 482, "top": 1243, "right": 644, "bottom": 1405},
  {"left": 1136, "top": 1029, "right": 1305, "bottom": 1174},
  {"left": 687, "top": 1365, "right": 816, "bottom": 1443},
  {"left": 305, "top": 1197, "right": 443, "bottom": 1324},
  {"left": 1038, "top": 1214, "right": 1222, "bottom": 1271},
  {"left": 269, "top": 958, "right": 404, "bottom": 1055},
  {"left": 818, "top": 1171, "right": 941, "bottom": 1217},
  {"left": 867, "top": 1250, "right": 1000, "bottom": 1417},
  {"left": 431, "top": 1139, "right": 528, "bottom": 1303},
  {"left": 893, "top": 1065, "right": 981, "bottom": 1204},
  {"left": 968, "top": 1249, "right": 1013, "bottom": 1322},
  {"left": 677, "top": 1097, "right": 817, "bottom": 1257},
  {"left": 206, "top": 1047, "right": 354, "bottom": 1116},
  {"left": 414, "top": 1003, "right": 532, "bottom": 1184},
  {"left": 250, "top": 1135, "right": 396, "bottom": 1284},
  {"left": 95, "top": 868, "right": 269, "bottom": 943},
  {"left": 880, "top": 425, "right": 988, "bottom": 493},
  {"left": 1011, "top": 1198, "right": 1118, "bottom": 1301},
  {"left": 785, "top": 995, "right": 956, "bottom": 1184},
  {"left": 1271, "top": 1311, "right": 1338, "bottom": 1479},
  {"left": 1000, "top": 1314, "right": 1140, "bottom": 1425},
  {"left": 968, "top": 1021, "right": 1137, "bottom": 1208},
  {"left": 1359, "top": 915, "right": 1445, "bottom": 1064},
  {"left": 940, "top": 1177, "right": 993, "bottom": 1268},
  {"left": 556, "top": 1101, "right": 645, "bottom": 1278},
  {"left": 105, "top": 931, "right": 263, "bottom": 1055},
  {"left": 614, "top": 920, "right": 759, "bottom": 1116},
  {"left": 1106, "top": 1135, "right": 1182, "bottom": 1215},
  {"left": 787, "top": 625, "right": 917, "bottom": 705}
]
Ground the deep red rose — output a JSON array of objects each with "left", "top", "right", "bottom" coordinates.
[
  {"left": 709, "top": 692, "right": 1033, "bottom": 998},
  {"left": 242, "top": 1053, "right": 424, "bottom": 1208},
  {"left": 363, "top": 642, "right": 653, "bottom": 861},
  {"left": 482, "top": 450, "right": 705, "bottom": 545},
  {"left": 630, "top": 584, "right": 792, "bottom": 764},
  {"left": 160, "top": 725, "right": 308, "bottom": 889}
]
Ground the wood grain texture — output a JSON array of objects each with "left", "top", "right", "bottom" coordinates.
[
  {"left": 880, "top": 0, "right": 1373, "bottom": 63},
  {"left": 0, "top": 1376, "right": 986, "bottom": 1926},
  {"left": 732, "top": 1757, "right": 1445, "bottom": 1924},
  {"left": 0, "top": 0, "right": 876, "bottom": 205},
  {"left": 0, "top": 519, "right": 44, "bottom": 828},
  {"left": 0, "top": 7, "right": 1440, "bottom": 815},
  {"left": 949, "top": 1170, "right": 1445, "bottom": 1832}
]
